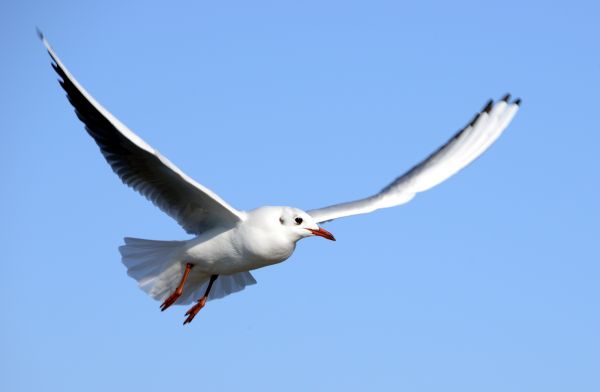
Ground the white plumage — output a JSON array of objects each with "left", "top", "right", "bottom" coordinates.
[
  {"left": 308, "top": 97, "right": 519, "bottom": 222},
  {"left": 41, "top": 32, "right": 520, "bottom": 324}
]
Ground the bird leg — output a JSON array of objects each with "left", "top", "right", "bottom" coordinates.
[
  {"left": 160, "top": 263, "right": 194, "bottom": 311},
  {"left": 183, "top": 274, "right": 218, "bottom": 325}
]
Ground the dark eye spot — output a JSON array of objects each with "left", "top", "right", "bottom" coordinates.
[{"left": 295, "top": 217, "right": 303, "bottom": 225}]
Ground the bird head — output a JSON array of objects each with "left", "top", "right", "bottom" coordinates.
[
  {"left": 247, "top": 206, "right": 335, "bottom": 243},
  {"left": 279, "top": 207, "right": 335, "bottom": 242}
]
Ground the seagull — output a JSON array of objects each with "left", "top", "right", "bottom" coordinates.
[{"left": 40, "top": 32, "right": 520, "bottom": 324}]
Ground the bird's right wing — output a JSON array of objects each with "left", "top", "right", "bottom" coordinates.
[
  {"left": 41, "top": 33, "right": 244, "bottom": 234},
  {"left": 308, "top": 96, "right": 520, "bottom": 223}
]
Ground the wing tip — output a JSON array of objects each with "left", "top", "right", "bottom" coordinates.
[
  {"left": 501, "top": 93, "right": 521, "bottom": 106},
  {"left": 36, "top": 27, "right": 44, "bottom": 41},
  {"left": 37, "top": 27, "right": 58, "bottom": 65},
  {"left": 469, "top": 112, "right": 481, "bottom": 127},
  {"left": 483, "top": 99, "right": 493, "bottom": 114}
]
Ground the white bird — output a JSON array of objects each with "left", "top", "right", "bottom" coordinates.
[{"left": 41, "top": 33, "right": 520, "bottom": 324}]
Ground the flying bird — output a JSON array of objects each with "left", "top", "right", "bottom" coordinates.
[{"left": 40, "top": 33, "right": 520, "bottom": 324}]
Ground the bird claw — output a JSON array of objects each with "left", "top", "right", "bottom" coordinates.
[
  {"left": 160, "top": 292, "right": 181, "bottom": 312},
  {"left": 183, "top": 297, "right": 207, "bottom": 325},
  {"left": 160, "top": 263, "right": 194, "bottom": 312}
]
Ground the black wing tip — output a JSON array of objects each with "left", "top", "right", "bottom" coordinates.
[
  {"left": 469, "top": 112, "right": 481, "bottom": 127},
  {"left": 36, "top": 27, "right": 44, "bottom": 41},
  {"left": 501, "top": 93, "right": 521, "bottom": 106},
  {"left": 37, "top": 30, "right": 60, "bottom": 70},
  {"left": 482, "top": 99, "right": 493, "bottom": 114}
]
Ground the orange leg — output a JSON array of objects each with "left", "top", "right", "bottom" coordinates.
[
  {"left": 183, "top": 274, "right": 218, "bottom": 325},
  {"left": 160, "top": 263, "right": 194, "bottom": 311}
]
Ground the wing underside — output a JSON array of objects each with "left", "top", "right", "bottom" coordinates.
[{"left": 41, "top": 32, "right": 243, "bottom": 234}]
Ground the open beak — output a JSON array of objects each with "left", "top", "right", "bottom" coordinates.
[{"left": 308, "top": 227, "right": 336, "bottom": 241}]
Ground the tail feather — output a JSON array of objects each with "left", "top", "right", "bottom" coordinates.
[
  {"left": 119, "top": 237, "right": 185, "bottom": 297},
  {"left": 119, "top": 237, "right": 257, "bottom": 305}
]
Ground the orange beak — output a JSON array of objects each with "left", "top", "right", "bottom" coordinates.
[{"left": 308, "top": 227, "right": 336, "bottom": 241}]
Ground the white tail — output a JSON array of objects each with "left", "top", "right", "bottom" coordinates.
[
  {"left": 119, "top": 237, "right": 186, "bottom": 299},
  {"left": 119, "top": 237, "right": 257, "bottom": 305}
]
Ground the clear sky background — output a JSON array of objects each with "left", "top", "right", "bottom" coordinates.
[{"left": 2, "top": 1, "right": 599, "bottom": 391}]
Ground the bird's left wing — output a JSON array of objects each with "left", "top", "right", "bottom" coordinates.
[
  {"left": 41, "top": 33, "right": 244, "bottom": 234},
  {"left": 308, "top": 96, "right": 520, "bottom": 223}
]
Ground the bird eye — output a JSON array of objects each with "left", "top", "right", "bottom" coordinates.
[{"left": 295, "top": 217, "right": 303, "bottom": 225}]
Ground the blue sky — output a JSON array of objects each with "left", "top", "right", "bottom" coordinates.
[{"left": 2, "top": 1, "right": 599, "bottom": 391}]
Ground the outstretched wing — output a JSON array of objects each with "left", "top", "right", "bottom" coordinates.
[
  {"left": 308, "top": 96, "right": 520, "bottom": 223},
  {"left": 41, "top": 33, "right": 244, "bottom": 234}
]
